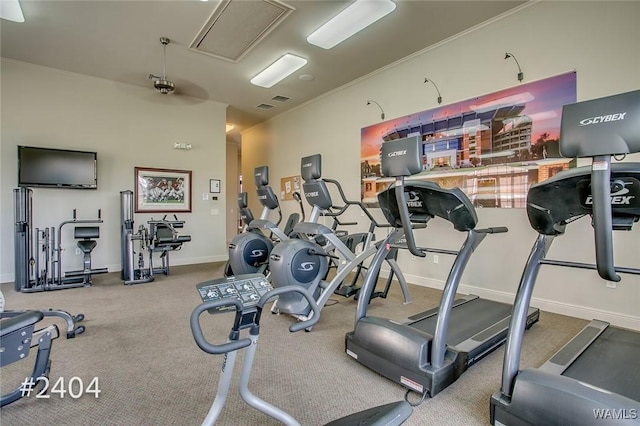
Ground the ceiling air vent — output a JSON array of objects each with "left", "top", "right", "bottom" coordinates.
[
  {"left": 190, "top": 0, "right": 295, "bottom": 63},
  {"left": 272, "top": 95, "right": 290, "bottom": 102},
  {"left": 257, "top": 104, "right": 274, "bottom": 110}
]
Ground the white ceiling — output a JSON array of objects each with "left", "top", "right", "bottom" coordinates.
[{"left": 0, "top": 0, "right": 526, "bottom": 139}]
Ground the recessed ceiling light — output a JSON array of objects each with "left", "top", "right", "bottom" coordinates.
[
  {"left": 0, "top": 0, "right": 25, "bottom": 23},
  {"left": 307, "top": 0, "right": 396, "bottom": 49},
  {"left": 299, "top": 74, "right": 315, "bottom": 81},
  {"left": 250, "top": 53, "right": 308, "bottom": 88}
]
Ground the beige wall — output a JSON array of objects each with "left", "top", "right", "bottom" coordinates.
[
  {"left": 240, "top": 1, "right": 640, "bottom": 329},
  {"left": 225, "top": 140, "right": 240, "bottom": 242},
  {"left": 0, "top": 59, "right": 229, "bottom": 283}
]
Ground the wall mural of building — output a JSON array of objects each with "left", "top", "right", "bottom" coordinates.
[{"left": 361, "top": 72, "right": 577, "bottom": 208}]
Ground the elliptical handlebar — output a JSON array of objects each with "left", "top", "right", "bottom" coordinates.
[
  {"left": 292, "top": 191, "right": 306, "bottom": 222},
  {"left": 190, "top": 299, "right": 252, "bottom": 354},
  {"left": 257, "top": 287, "right": 320, "bottom": 333},
  {"left": 477, "top": 226, "right": 509, "bottom": 234},
  {"left": 322, "top": 178, "right": 390, "bottom": 229}
]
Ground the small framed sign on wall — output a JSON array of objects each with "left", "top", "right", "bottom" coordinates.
[{"left": 209, "top": 179, "right": 221, "bottom": 194}]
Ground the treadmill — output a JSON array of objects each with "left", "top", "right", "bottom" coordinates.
[
  {"left": 490, "top": 89, "right": 640, "bottom": 425},
  {"left": 345, "top": 135, "right": 539, "bottom": 399}
]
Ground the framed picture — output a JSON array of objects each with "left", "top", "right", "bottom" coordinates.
[
  {"left": 210, "top": 179, "right": 221, "bottom": 194},
  {"left": 135, "top": 167, "right": 192, "bottom": 213}
]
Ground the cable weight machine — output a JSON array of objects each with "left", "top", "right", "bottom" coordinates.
[
  {"left": 120, "top": 190, "right": 191, "bottom": 285},
  {"left": 10, "top": 187, "right": 95, "bottom": 337},
  {"left": 14, "top": 187, "right": 107, "bottom": 292}
]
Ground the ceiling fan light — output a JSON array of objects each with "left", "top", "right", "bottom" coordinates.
[
  {"left": 0, "top": 0, "right": 25, "bottom": 23},
  {"left": 250, "top": 53, "right": 307, "bottom": 88},
  {"left": 307, "top": 0, "right": 396, "bottom": 49},
  {"left": 154, "top": 79, "right": 175, "bottom": 94}
]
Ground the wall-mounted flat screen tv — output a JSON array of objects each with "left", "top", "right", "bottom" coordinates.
[{"left": 18, "top": 146, "right": 98, "bottom": 189}]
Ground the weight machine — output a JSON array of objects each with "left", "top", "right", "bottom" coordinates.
[
  {"left": 10, "top": 187, "right": 91, "bottom": 338},
  {"left": 120, "top": 190, "right": 191, "bottom": 285},
  {"left": 14, "top": 187, "right": 107, "bottom": 292}
]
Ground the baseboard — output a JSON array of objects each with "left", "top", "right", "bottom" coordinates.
[
  {"left": 390, "top": 270, "right": 640, "bottom": 331},
  {"left": 167, "top": 255, "right": 228, "bottom": 267},
  {"left": 0, "top": 255, "right": 229, "bottom": 284}
]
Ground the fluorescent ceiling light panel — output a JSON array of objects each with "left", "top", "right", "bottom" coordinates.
[
  {"left": 307, "top": 0, "right": 396, "bottom": 49},
  {"left": 0, "top": 0, "right": 25, "bottom": 23},
  {"left": 250, "top": 53, "right": 307, "bottom": 88}
]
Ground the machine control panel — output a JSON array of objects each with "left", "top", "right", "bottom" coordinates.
[{"left": 196, "top": 273, "right": 272, "bottom": 313}]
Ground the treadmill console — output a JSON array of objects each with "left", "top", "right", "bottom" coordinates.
[{"left": 560, "top": 89, "right": 640, "bottom": 158}]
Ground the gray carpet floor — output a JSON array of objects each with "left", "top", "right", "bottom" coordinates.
[{"left": 0, "top": 263, "right": 587, "bottom": 425}]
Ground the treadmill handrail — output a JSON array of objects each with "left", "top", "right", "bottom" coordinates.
[
  {"left": 591, "top": 155, "right": 621, "bottom": 282},
  {"left": 353, "top": 231, "right": 401, "bottom": 323},
  {"left": 500, "top": 234, "right": 555, "bottom": 397},
  {"left": 394, "top": 177, "right": 426, "bottom": 258},
  {"left": 431, "top": 229, "right": 490, "bottom": 369}
]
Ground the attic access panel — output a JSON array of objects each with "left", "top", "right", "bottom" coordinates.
[{"left": 190, "top": 0, "right": 295, "bottom": 63}]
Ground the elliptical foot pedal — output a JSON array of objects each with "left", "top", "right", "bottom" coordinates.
[{"left": 324, "top": 401, "right": 412, "bottom": 426}]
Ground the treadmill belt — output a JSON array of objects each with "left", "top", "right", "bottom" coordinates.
[
  {"left": 409, "top": 298, "right": 513, "bottom": 346},
  {"left": 563, "top": 326, "right": 640, "bottom": 402}
]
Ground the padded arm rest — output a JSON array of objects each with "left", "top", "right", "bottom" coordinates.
[
  {"left": 156, "top": 234, "right": 191, "bottom": 244},
  {"left": 75, "top": 226, "right": 100, "bottom": 239},
  {"left": 0, "top": 311, "right": 43, "bottom": 336}
]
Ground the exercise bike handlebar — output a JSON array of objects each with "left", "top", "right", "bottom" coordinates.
[
  {"left": 190, "top": 299, "right": 252, "bottom": 355},
  {"left": 257, "top": 287, "right": 320, "bottom": 333}
]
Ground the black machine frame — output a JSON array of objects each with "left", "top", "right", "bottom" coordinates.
[
  {"left": 490, "top": 89, "right": 640, "bottom": 424},
  {"left": 345, "top": 135, "right": 539, "bottom": 400}
]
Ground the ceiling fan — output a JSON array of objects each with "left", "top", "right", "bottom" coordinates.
[{"left": 148, "top": 37, "right": 175, "bottom": 95}]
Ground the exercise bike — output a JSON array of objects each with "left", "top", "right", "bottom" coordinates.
[{"left": 190, "top": 274, "right": 412, "bottom": 425}]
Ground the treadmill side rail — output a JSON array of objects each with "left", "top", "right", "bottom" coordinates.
[
  {"left": 539, "top": 319, "right": 609, "bottom": 375},
  {"left": 491, "top": 369, "right": 640, "bottom": 426}
]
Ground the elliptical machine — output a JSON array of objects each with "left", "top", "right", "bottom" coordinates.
[
  {"left": 269, "top": 154, "right": 410, "bottom": 324},
  {"left": 226, "top": 166, "right": 294, "bottom": 276},
  {"left": 190, "top": 274, "right": 412, "bottom": 425}
]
